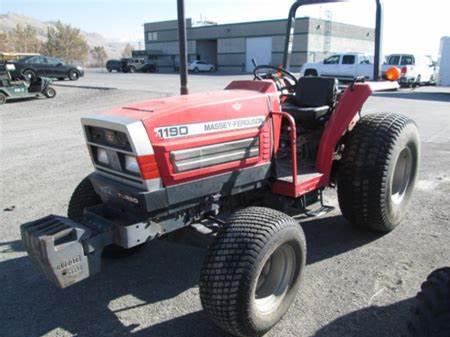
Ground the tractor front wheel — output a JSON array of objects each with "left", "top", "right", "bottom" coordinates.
[
  {"left": 337, "top": 113, "right": 420, "bottom": 232},
  {"left": 68, "top": 176, "right": 143, "bottom": 258},
  {"left": 200, "top": 207, "right": 306, "bottom": 337}
]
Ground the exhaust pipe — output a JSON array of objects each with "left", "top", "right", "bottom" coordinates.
[{"left": 177, "top": 0, "right": 189, "bottom": 95}]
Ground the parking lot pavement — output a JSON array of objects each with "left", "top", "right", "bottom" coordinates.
[
  {"left": 1, "top": 84, "right": 450, "bottom": 337},
  {"left": 55, "top": 68, "right": 250, "bottom": 94}
]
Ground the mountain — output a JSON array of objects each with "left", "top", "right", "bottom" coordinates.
[{"left": 0, "top": 12, "right": 139, "bottom": 62}]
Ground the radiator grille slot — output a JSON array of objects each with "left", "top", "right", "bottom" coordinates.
[{"left": 171, "top": 137, "right": 259, "bottom": 173}]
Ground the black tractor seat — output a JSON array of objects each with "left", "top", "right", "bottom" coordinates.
[{"left": 282, "top": 77, "right": 338, "bottom": 127}]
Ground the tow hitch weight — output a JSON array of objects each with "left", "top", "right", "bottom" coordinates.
[{"left": 20, "top": 215, "right": 107, "bottom": 288}]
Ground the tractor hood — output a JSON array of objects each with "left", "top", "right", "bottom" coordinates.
[{"left": 101, "top": 81, "right": 280, "bottom": 144}]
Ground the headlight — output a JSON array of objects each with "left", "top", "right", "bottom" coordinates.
[
  {"left": 76, "top": 66, "right": 83, "bottom": 70},
  {"left": 125, "top": 155, "right": 140, "bottom": 174},
  {"left": 97, "top": 148, "right": 109, "bottom": 165}
]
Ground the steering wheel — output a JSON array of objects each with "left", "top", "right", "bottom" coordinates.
[{"left": 253, "top": 65, "right": 298, "bottom": 92}]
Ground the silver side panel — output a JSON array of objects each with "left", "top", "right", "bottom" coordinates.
[{"left": 171, "top": 137, "right": 259, "bottom": 173}]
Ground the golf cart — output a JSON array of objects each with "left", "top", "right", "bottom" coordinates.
[{"left": 0, "top": 63, "right": 56, "bottom": 105}]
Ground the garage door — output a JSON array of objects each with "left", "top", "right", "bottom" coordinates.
[{"left": 246, "top": 37, "right": 272, "bottom": 73}]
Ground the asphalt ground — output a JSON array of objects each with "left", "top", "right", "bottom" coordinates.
[
  {"left": 55, "top": 68, "right": 249, "bottom": 94},
  {"left": 1, "top": 73, "right": 450, "bottom": 337}
]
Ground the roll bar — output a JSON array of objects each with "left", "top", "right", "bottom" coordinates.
[{"left": 282, "top": 0, "right": 384, "bottom": 80}]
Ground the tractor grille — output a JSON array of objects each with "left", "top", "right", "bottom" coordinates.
[{"left": 171, "top": 137, "right": 259, "bottom": 173}]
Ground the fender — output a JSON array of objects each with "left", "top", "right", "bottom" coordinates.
[{"left": 316, "top": 83, "right": 373, "bottom": 183}]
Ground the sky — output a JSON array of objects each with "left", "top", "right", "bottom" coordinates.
[{"left": 1, "top": 0, "right": 449, "bottom": 56}]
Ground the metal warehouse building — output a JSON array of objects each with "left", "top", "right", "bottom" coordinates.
[{"left": 143, "top": 17, "right": 374, "bottom": 73}]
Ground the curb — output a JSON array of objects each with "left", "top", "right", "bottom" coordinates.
[{"left": 53, "top": 84, "right": 116, "bottom": 91}]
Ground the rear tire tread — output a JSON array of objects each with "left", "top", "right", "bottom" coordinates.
[
  {"left": 406, "top": 268, "right": 450, "bottom": 337},
  {"left": 337, "top": 113, "right": 417, "bottom": 232}
]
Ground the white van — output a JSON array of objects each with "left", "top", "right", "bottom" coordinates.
[{"left": 383, "top": 54, "right": 436, "bottom": 86}]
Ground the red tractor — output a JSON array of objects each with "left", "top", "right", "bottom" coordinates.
[{"left": 21, "top": 1, "right": 419, "bottom": 336}]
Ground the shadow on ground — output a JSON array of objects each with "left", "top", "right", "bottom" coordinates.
[
  {"left": 0, "top": 214, "right": 386, "bottom": 337},
  {"left": 373, "top": 90, "right": 450, "bottom": 103},
  {"left": 310, "top": 298, "right": 414, "bottom": 337}
]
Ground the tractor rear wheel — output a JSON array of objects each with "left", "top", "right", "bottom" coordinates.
[
  {"left": 199, "top": 207, "right": 306, "bottom": 337},
  {"left": 68, "top": 176, "right": 143, "bottom": 258},
  {"left": 337, "top": 113, "right": 420, "bottom": 232},
  {"left": 406, "top": 267, "right": 450, "bottom": 337}
]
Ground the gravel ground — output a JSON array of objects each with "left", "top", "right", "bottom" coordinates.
[{"left": 0, "top": 82, "right": 449, "bottom": 337}]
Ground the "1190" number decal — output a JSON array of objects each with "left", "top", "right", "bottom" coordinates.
[
  {"left": 156, "top": 126, "right": 189, "bottom": 138},
  {"left": 155, "top": 116, "right": 266, "bottom": 139}
]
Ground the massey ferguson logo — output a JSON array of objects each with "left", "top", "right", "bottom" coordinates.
[
  {"left": 232, "top": 103, "right": 242, "bottom": 111},
  {"left": 155, "top": 116, "right": 266, "bottom": 139}
]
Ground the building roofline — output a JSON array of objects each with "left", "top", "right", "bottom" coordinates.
[{"left": 144, "top": 16, "right": 311, "bottom": 31}]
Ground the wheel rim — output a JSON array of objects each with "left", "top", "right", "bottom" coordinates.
[
  {"left": 253, "top": 243, "right": 297, "bottom": 315},
  {"left": 24, "top": 71, "right": 33, "bottom": 80},
  {"left": 71, "top": 71, "right": 78, "bottom": 79},
  {"left": 391, "top": 146, "right": 413, "bottom": 205}
]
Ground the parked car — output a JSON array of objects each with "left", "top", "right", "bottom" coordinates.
[
  {"left": 122, "top": 58, "right": 157, "bottom": 73},
  {"left": 106, "top": 59, "right": 128, "bottom": 72},
  {"left": 300, "top": 52, "right": 374, "bottom": 80},
  {"left": 9, "top": 56, "right": 84, "bottom": 81},
  {"left": 106, "top": 58, "right": 157, "bottom": 73},
  {"left": 188, "top": 60, "right": 215, "bottom": 72},
  {"left": 382, "top": 54, "right": 436, "bottom": 86}
]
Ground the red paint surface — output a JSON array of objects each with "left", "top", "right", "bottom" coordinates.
[{"left": 99, "top": 80, "right": 373, "bottom": 197}]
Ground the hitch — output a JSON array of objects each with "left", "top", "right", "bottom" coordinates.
[
  {"left": 21, "top": 211, "right": 168, "bottom": 288},
  {"left": 20, "top": 215, "right": 111, "bottom": 288}
]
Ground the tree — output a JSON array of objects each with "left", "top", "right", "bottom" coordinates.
[
  {"left": 5, "top": 24, "right": 42, "bottom": 53},
  {"left": 90, "top": 46, "right": 108, "bottom": 67},
  {"left": 0, "top": 32, "right": 9, "bottom": 51},
  {"left": 121, "top": 43, "right": 134, "bottom": 58},
  {"left": 43, "top": 22, "right": 89, "bottom": 63}
]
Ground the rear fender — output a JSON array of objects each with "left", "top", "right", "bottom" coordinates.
[{"left": 316, "top": 83, "right": 373, "bottom": 183}]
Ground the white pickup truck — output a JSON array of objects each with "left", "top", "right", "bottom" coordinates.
[{"left": 300, "top": 53, "right": 374, "bottom": 80}]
